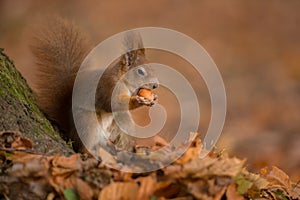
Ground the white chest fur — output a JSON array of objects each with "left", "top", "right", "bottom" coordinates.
[{"left": 98, "top": 110, "right": 114, "bottom": 138}]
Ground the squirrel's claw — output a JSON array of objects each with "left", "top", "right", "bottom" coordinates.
[
  {"left": 136, "top": 96, "right": 152, "bottom": 106},
  {"left": 135, "top": 95, "right": 156, "bottom": 107},
  {"left": 153, "top": 93, "right": 158, "bottom": 101}
]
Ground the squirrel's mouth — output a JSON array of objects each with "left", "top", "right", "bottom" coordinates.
[
  {"left": 133, "top": 84, "right": 158, "bottom": 96},
  {"left": 133, "top": 87, "right": 148, "bottom": 96},
  {"left": 131, "top": 79, "right": 159, "bottom": 96}
]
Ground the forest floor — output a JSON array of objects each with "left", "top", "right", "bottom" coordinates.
[{"left": 0, "top": 130, "right": 299, "bottom": 200}]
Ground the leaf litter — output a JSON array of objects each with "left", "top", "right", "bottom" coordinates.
[{"left": 0, "top": 130, "right": 299, "bottom": 200}]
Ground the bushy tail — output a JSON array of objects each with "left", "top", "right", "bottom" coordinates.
[{"left": 31, "top": 17, "right": 90, "bottom": 132}]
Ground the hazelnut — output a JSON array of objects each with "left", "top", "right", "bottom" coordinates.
[{"left": 138, "top": 88, "right": 154, "bottom": 101}]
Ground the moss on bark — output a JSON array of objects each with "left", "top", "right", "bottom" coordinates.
[{"left": 0, "top": 48, "right": 73, "bottom": 155}]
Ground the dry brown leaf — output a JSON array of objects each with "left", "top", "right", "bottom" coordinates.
[
  {"left": 8, "top": 155, "right": 50, "bottom": 177},
  {"left": 0, "top": 131, "right": 22, "bottom": 148},
  {"left": 75, "top": 178, "right": 94, "bottom": 200},
  {"left": 182, "top": 156, "right": 244, "bottom": 179},
  {"left": 51, "top": 167, "right": 78, "bottom": 177},
  {"left": 50, "top": 174, "right": 93, "bottom": 199},
  {"left": 208, "top": 157, "right": 245, "bottom": 177},
  {"left": 97, "top": 146, "right": 119, "bottom": 167},
  {"left": 164, "top": 165, "right": 183, "bottom": 176},
  {"left": 98, "top": 182, "right": 139, "bottom": 200},
  {"left": 52, "top": 154, "right": 82, "bottom": 170},
  {"left": 176, "top": 133, "right": 202, "bottom": 164},
  {"left": 182, "top": 157, "right": 216, "bottom": 178},
  {"left": 51, "top": 154, "right": 82, "bottom": 176},
  {"left": 226, "top": 183, "right": 245, "bottom": 200},
  {"left": 46, "top": 192, "right": 55, "bottom": 200},
  {"left": 213, "top": 187, "right": 227, "bottom": 200},
  {"left": 187, "top": 180, "right": 208, "bottom": 199},
  {"left": 81, "top": 157, "right": 99, "bottom": 171},
  {"left": 241, "top": 169, "right": 269, "bottom": 190},
  {"left": 291, "top": 182, "right": 300, "bottom": 199},
  {"left": 83, "top": 168, "right": 112, "bottom": 191},
  {"left": 154, "top": 181, "right": 182, "bottom": 198},
  {"left": 158, "top": 197, "right": 194, "bottom": 200},
  {"left": 154, "top": 180, "right": 173, "bottom": 192},
  {"left": 259, "top": 166, "right": 298, "bottom": 199},
  {"left": 135, "top": 175, "right": 157, "bottom": 200},
  {"left": 175, "top": 145, "right": 201, "bottom": 165},
  {"left": 11, "top": 137, "right": 33, "bottom": 149},
  {"left": 8, "top": 152, "right": 47, "bottom": 163},
  {"left": 110, "top": 169, "right": 131, "bottom": 182},
  {"left": 260, "top": 166, "right": 292, "bottom": 189},
  {"left": 123, "top": 172, "right": 133, "bottom": 181},
  {"left": 206, "top": 178, "right": 228, "bottom": 200},
  {"left": 49, "top": 175, "right": 75, "bottom": 194}
]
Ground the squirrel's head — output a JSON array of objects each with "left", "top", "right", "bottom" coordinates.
[
  {"left": 120, "top": 32, "right": 159, "bottom": 95},
  {"left": 95, "top": 32, "right": 159, "bottom": 112}
]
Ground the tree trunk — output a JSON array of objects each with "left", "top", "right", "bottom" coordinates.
[{"left": 0, "top": 48, "right": 73, "bottom": 155}]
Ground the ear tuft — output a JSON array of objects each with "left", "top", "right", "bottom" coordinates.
[{"left": 122, "top": 31, "right": 145, "bottom": 67}]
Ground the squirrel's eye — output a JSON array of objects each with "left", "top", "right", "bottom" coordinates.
[{"left": 137, "top": 67, "right": 147, "bottom": 76}]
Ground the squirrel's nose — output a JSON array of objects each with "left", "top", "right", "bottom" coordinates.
[{"left": 152, "top": 83, "right": 158, "bottom": 89}]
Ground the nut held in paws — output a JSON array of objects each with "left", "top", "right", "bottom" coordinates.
[{"left": 138, "top": 88, "right": 154, "bottom": 101}]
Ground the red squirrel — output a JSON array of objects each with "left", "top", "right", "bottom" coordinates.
[{"left": 31, "top": 17, "right": 159, "bottom": 153}]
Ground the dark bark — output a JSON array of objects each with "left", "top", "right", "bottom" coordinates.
[{"left": 0, "top": 48, "right": 73, "bottom": 155}]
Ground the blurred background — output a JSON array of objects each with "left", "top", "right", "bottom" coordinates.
[{"left": 0, "top": 0, "right": 299, "bottom": 180}]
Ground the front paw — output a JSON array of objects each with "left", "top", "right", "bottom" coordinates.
[
  {"left": 135, "top": 95, "right": 155, "bottom": 106},
  {"left": 152, "top": 93, "right": 158, "bottom": 101}
]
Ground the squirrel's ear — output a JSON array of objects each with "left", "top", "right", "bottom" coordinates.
[
  {"left": 121, "top": 31, "right": 145, "bottom": 67},
  {"left": 122, "top": 49, "right": 145, "bottom": 67}
]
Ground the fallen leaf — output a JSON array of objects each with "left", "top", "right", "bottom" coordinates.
[
  {"left": 11, "top": 137, "right": 33, "bottom": 149},
  {"left": 207, "top": 157, "right": 245, "bottom": 177},
  {"left": 49, "top": 175, "right": 75, "bottom": 194},
  {"left": 175, "top": 133, "right": 201, "bottom": 165},
  {"left": 75, "top": 178, "right": 94, "bottom": 200},
  {"left": 52, "top": 154, "right": 82, "bottom": 170},
  {"left": 8, "top": 155, "right": 49, "bottom": 177},
  {"left": 241, "top": 169, "right": 269, "bottom": 190},
  {"left": 46, "top": 192, "right": 56, "bottom": 200},
  {"left": 98, "top": 182, "right": 139, "bottom": 200},
  {"left": 182, "top": 156, "right": 216, "bottom": 178},
  {"left": 0, "top": 131, "right": 22, "bottom": 148},
  {"left": 291, "top": 182, "right": 300, "bottom": 199},
  {"left": 135, "top": 175, "right": 157, "bottom": 200},
  {"left": 154, "top": 181, "right": 182, "bottom": 198},
  {"left": 226, "top": 183, "right": 245, "bottom": 200},
  {"left": 213, "top": 187, "right": 227, "bottom": 200},
  {"left": 187, "top": 180, "right": 208, "bottom": 199},
  {"left": 164, "top": 165, "right": 182, "bottom": 177},
  {"left": 260, "top": 166, "right": 292, "bottom": 189},
  {"left": 183, "top": 156, "right": 245, "bottom": 178}
]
